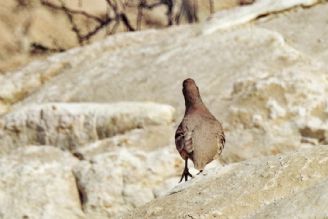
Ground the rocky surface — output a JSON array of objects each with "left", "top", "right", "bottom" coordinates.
[
  {"left": 257, "top": 2, "right": 328, "bottom": 64},
  {"left": 3, "top": 18, "right": 328, "bottom": 162},
  {"left": 0, "top": 146, "right": 84, "bottom": 219},
  {"left": 73, "top": 146, "right": 186, "bottom": 219},
  {"left": 251, "top": 179, "right": 328, "bottom": 218},
  {"left": 126, "top": 145, "right": 328, "bottom": 218},
  {"left": 0, "top": 102, "right": 175, "bottom": 154},
  {"left": 201, "top": 0, "right": 320, "bottom": 34},
  {"left": 1, "top": 1, "right": 328, "bottom": 218}
]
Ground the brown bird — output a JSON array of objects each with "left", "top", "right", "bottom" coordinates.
[{"left": 175, "top": 78, "right": 225, "bottom": 182}]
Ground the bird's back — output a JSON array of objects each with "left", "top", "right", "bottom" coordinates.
[
  {"left": 178, "top": 109, "right": 224, "bottom": 170},
  {"left": 190, "top": 112, "right": 224, "bottom": 170}
]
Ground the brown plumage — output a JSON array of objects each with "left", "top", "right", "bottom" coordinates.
[{"left": 175, "top": 78, "right": 225, "bottom": 182}]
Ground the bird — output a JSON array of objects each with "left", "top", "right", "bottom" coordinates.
[{"left": 175, "top": 78, "right": 225, "bottom": 182}]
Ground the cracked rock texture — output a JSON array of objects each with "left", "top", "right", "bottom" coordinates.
[
  {"left": 0, "top": 102, "right": 175, "bottom": 155},
  {"left": 1, "top": 1, "right": 328, "bottom": 218},
  {"left": 125, "top": 145, "right": 328, "bottom": 218},
  {"left": 257, "top": 2, "right": 328, "bottom": 64},
  {"left": 72, "top": 146, "right": 185, "bottom": 218},
  {"left": 201, "top": 0, "right": 320, "bottom": 34},
  {"left": 4, "top": 13, "right": 327, "bottom": 162},
  {"left": 0, "top": 146, "right": 84, "bottom": 219}
]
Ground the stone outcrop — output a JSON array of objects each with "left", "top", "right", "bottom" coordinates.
[
  {"left": 0, "top": 146, "right": 84, "bottom": 219},
  {"left": 257, "top": 2, "right": 328, "bottom": 64},
  {"left": 4, "top": 22, "right": 327, "bottom": 162},
  {"left": 0, "top": 102, "right": 175, "bottom": 155},
  {"left": 73, "top": 146, "right": 186, "bottom": 218},
  {"left": 0, "top": 102, "right": 178, "bottom": 218},
  {"left": 125, "top": 145, "right": 328, "bottom": 218},
  {"left": 201, "top": 0, "right": 320, "bottom": 34}
]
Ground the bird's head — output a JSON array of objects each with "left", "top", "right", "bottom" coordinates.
[{"left": 182, "top": 78, "right": 202, "bottom": 106}]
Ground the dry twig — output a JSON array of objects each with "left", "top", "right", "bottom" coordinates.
[{"left": 37, "top": 0, "right": 202, "bottom": 51}]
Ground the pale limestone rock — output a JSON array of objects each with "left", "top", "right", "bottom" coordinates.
[
  {"left": 0, "top": 28, "right": 185, "bottom": 115},
  {"left": 0, "top": 60, "right": 71, "bottom": 115},
  {"left": 201, "top": 0, "right": 319, "bottom": 35},
  {"left": 74, "top": 125, "right": 175, "bottom": 159},
  {"left": 3, "top": 23, "right": 328, "bottom": 162},
  {"left": 250, "top": 179, "right": 328, "bottom": 218},
  {"left": 5, "top": 26, "right": 288, "bottom": 113},
  {"left": 0, "top": 102, "right": 175, "bottom": 155},
  {"left": 0, "top": 3, "right": 328, "bottom": 218},
  {"left": 257, "top": 2, "right": 328, "bottom": 64},
  {"left": 73, "top": 146, "right": 185, "bottom": 218},
  {"left": 125, "top": 145, "right": 328, "bottom": 218},
  {"left": 0, "top": 146, "right": 84, "bottom": 219},
  {"left": 225, "top": 64, "right": 328, "bottom": 161}
]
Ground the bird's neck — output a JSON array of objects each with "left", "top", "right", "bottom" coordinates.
[
  {"left": 184, "top": 100, "right": 208, "bottom": 115},
  {"left": 185, "top": 97, "right": 202, "bottom": 107}
]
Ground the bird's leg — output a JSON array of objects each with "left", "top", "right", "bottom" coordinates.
[
  {"left": 196, "top": 170, "right": 203, "bottom": 175},
  {"left": 179, "top": 159, "right": 193, "bottom": 183}
]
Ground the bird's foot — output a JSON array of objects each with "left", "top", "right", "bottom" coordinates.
[
  {"left": 196, "top": 170, "right": 203, "bottom": 175},
  {"left": 179, "top": 168, "right": 193, "bottom": 183}
]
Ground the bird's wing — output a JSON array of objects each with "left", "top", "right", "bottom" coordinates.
[
  {"left": 175, "top": 122, "right": 193, "bottom": 154},
  {"left": 205, "top": 116, "right": 225, "bottom": 155}
]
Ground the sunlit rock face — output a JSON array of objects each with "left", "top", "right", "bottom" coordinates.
[
  {"left": 125, "top": 145, "right": 328, "bottom": 219},
  {"left": 72, "top": 146, "right": 184, "bottom": 218},
  {"left": 0, "top": 102, "right": 175, "bottom": 154},
  {"left": 3, "top": 24, "right": 328, "bottom": 162},
  {"left": 0, "top": 146, "right": 84, "bottom": 219},
  {"left": 201, "top": 0, "right": 320, "bottom": 34}
]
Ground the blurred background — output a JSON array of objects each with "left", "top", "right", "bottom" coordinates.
[{"left": 0, "top": 0, "right": 240, "bottom": 73}]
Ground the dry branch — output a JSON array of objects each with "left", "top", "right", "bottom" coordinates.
[
  {"left": 30, "top": 42, "right": 65, "bottom": 54},
  {"left": 38, "top": 0, "right": 202, "bottom": 50}
]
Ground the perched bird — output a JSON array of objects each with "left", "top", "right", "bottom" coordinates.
[{"left": 175, "top": 78, "right": 225, "bottom": 182}]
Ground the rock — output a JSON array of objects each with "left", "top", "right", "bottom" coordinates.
[
  {"left": 125, "top": 145, "right": 328, "bottom": 218},
  {"left": 251, "top": 179, "right": 328, "bottom": 218},
  {"left": 0, "top": 30, "right": 173, "bottom": 115},
  {"left": 224, "top": 61, "right": 328, "bottom": 162},
  {"left": 74, "top": 125, "right": 175, "bottom": 159},
  {"left": 257, "top": 2, "right": 328, "bottom": 64},
  {"left": 1, "top": 2, "right": 328, "bottom": 218},
  {"left": 2, "top": 9, "right": 328, "bottom": 163},
  {"left": 72, "top": 146, "right": 186, "bottom": 218},
  {"left": 201, "top": 0, "right": 319, "bottom": 35},
  {"left": 0, "top": 102, "right": 175, "bottom": 155},
  {"left": 0, "top": 146, "right": 84, "bottom": 219}
]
